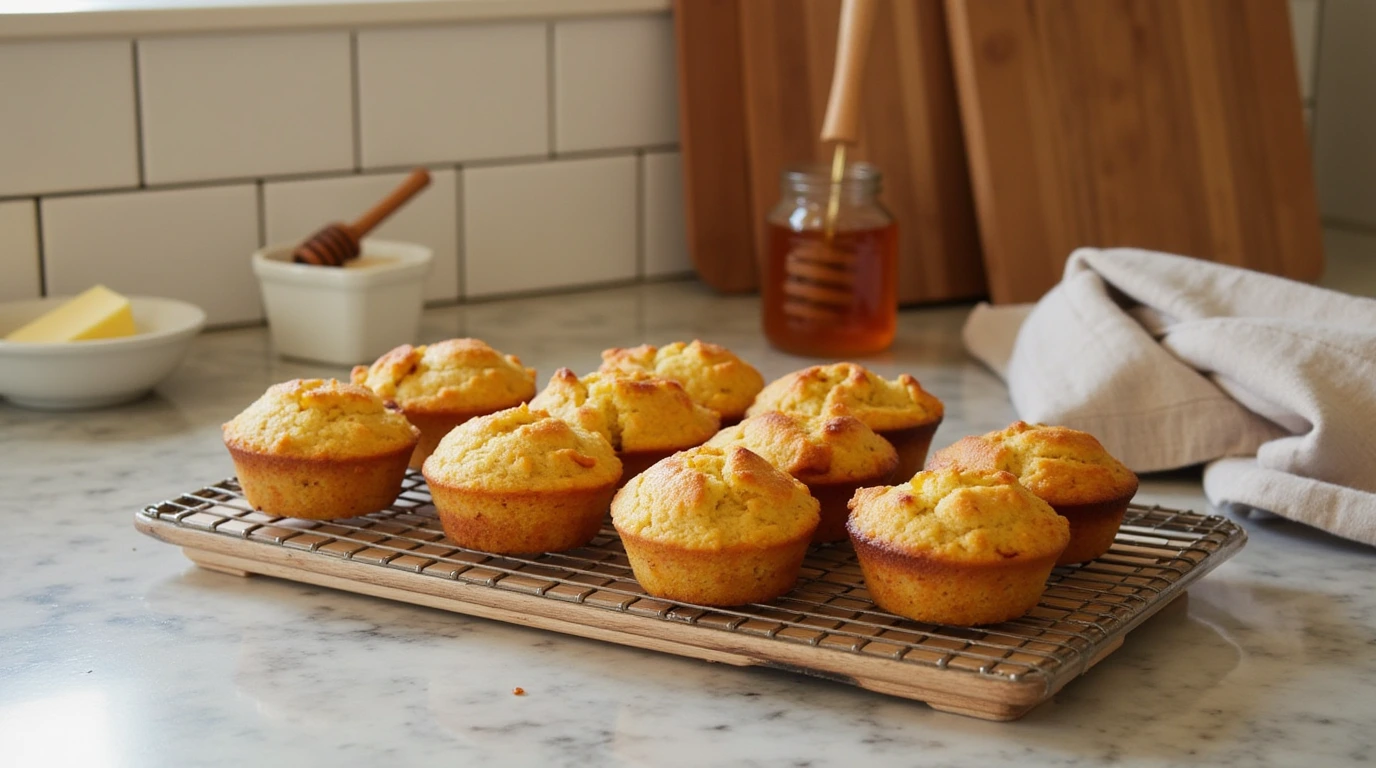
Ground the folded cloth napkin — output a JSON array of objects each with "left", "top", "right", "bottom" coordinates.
[{"left": 963, "top": 247, "right": 1376, "bottom": 546}]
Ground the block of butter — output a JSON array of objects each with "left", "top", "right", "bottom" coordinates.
[{"left": 5, "top": 285, "right": 138, "bottom": 343}]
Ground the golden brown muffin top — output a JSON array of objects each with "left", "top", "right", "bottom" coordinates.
[
  {"left": 598, "top": 340, "right": 765, "bottom": 419},
  {"left": 926, "top": 421, "right": 1138, "bottom": 506},
  {"left": 847, "top": 468, "right": 1069, "bottom": 564},
  {"left": 349, "top": 338, "right": 535, "bottom": 414},
  {"left": 222, "top": 378, "right": 419, "bottom": 459},
  {"left": 528, "top": 368, "right": 720, "bottom": 453},
  {"left": 745, "top": 363, "right": 943, "bottom": 432},
  {"left": 423, "top": 404, "right": 621, "bottom": 491},
  {"left": 705, "top": 411, "right": 897, "bottom": 485},
  {"left": 611, "top": 445, "right": 820, "bottom": 549}
]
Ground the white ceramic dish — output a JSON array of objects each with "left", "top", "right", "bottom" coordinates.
[
  {"left": 0, "top": 296, "right": 206, "bottom": 410},
  {"left": 252, "top": 239, "right": 433, "bottom": 366}
]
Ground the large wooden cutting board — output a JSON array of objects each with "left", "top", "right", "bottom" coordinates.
[
  {"left": 674, "top": 0, "right": 758, "bottom": 294},
  {"left": 945, "top": 0, "right": 1324, "bottom": 304},
  {"left": 675, "top": 0, "right": 987, "bottom": 303}
]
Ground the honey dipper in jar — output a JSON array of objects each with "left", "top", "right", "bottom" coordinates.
[
  {"left": 293, "top": 168, "right": 431, "bottom": 266},
  {"left": 762, "top": 0, "right": 895, "bottom": 357}
]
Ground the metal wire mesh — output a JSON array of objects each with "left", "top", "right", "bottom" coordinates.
[{"left": 140, "top": 472, "right": 1245, "bottom": 689}]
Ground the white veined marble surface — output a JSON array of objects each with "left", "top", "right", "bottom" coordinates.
[{"left": 1, "top": 280, "right": 1372, "bottom": 767}]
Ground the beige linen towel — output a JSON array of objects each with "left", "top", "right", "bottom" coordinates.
[{"left": 963, "top": 248, "right": 1376, "bottom": 546}]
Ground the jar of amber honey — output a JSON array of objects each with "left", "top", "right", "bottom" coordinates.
[{"left": 762, "top": 163, "right": 897, "bottom": 356}]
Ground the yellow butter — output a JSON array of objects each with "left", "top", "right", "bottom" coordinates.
[{"left": 5, "top": 285, "right": 138, "bottom": 343}]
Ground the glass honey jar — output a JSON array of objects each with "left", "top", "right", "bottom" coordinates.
[{"left": 762, "top": 162, "right": 897, "bottom": 357}]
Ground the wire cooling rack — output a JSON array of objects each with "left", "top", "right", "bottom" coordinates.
[{"left": 135, "top": 471, "right": 1245, "bottom": 720}]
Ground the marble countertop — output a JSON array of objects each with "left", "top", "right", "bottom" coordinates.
[{"left": 2, "top": 280, "right": 1373, "bottom": 767}]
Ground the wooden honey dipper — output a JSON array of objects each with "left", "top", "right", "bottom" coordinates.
[
  {"left": 293, "top": 168, "right": 432, "bottom": 267},
  {"left": 783, "top": 0, "right": 877, "bottom": 323}
]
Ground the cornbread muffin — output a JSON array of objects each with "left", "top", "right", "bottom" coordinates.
[
  {"left": 223, "top": 378, "right": 420, "bottom": 520},
  {"left": 847, "top": 468, "right": 1070, "bottom": 626},
  {"left": 706, "top": 411, "right": 897, "bottom": 542},
  {"left": 926, "top": 422, "right": 1139, "bottom": 564},
  {"left": 351, "top": 338, "right": 536, "bottom": 469},
  {"left": 422, "top": 404, "right": 622, "bottom": 554},
  {"left": 746, "top": 363, "right": 944, "bottom": 480},
  {"left": 611, "top": 445, "right": 820, "bottom": 605},
  {"left": 529, "top": 368, "right": 720, "bottom": 481},
  {"left": 598, "top": 340, "right": 765, "bottom": 423}
]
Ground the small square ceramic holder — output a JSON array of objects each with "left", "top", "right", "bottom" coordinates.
[{"left": 252, "top": 239, "right": 433, "bottom": 366}]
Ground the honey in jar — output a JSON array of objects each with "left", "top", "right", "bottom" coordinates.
[{"left": 762, "top": 163, "right": 897, "bottom": 357}]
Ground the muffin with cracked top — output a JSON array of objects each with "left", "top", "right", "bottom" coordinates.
[
  {"left": 223, "top": 378, "right": 419, "bottom": 520},
  {"left": 926, "top": 422, "right": 1138, "bottom": 565},
  {"left": 598, "top": 340, "right": 764, "bottom": 424},
  {"left": 746, "top": 362, "right": 943, "bottom": 480},
  {"left": 847, "top": 468, "right": 1070, "bottom": 626},
  {"left": 422, "top": 404, "right": 622, "bottom": 554},
  {"left": 706, "top": 411, "right": 897, "bottom": 542},
  {"left": 351, "top": 338, "right": 536, "bottom": 469},
  {"left": 529, "top": 368, "right": 720, "bottom": 483},
  {"left": 611, "top": 445, "right": 820, "bottom": 606}
]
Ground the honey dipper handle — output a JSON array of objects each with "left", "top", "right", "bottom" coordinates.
[
  {"left": 820, "top": 0, "right": 878, "bottom": 144},
  {"left": 348, "top": 168, "right": 432, "bottom": 238}
]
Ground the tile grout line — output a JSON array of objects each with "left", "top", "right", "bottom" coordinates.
[
  {"left": 455, "top": 163, "right": 466, "bottom": 301},
  {"left": 255, "top": 180, "right": 267, "bottom": 248},
  {"left": 0, "top": 145, "right": 676, "bottom": 205},
  {"left": 467, "top": 147, "right": 639, "bottom": 168},
  {"left": 350, "top": 31, "right": 364, "bottom": 173},
  {"left": 635, "top": 150, "right": 646, "bottom": 280},
  {"left": 33, "top": 198, "right": 47, "bottom": 298},
  {"left": 461, "top": 276, "right": 645, "bottom": 306},
  {"left": 3, "top": 147, "right": 656, "bottom": 205},
  {"left": 547, "top": 21, "right": 558, "bottom": 159},
  {"left": 131, "top": 39, "right": 148, "bottom": 188}
]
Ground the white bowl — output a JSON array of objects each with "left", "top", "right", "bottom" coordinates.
[
  {"left": 252, "top": 238, "right": 433, "bottom": 366},
  {"left": 0, "top": 296, "right": 206, "bottom": 410}
]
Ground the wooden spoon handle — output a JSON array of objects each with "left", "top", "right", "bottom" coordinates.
[
  {"left": 820, "top": 0, "right": 878, "bottom": 144},
  {"left": 348, "top": 168, "right": 432, "bottom": 238}
]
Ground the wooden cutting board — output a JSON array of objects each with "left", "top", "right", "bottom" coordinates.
[
  {"left": 675, "top": 0, "right": 987, "bottom": 303},
  {"left": 945, "top": 0, "right": 1324, "bottom": 304},
  {"left": 674, "top": 0, "right": 758, "bottom": 294}
]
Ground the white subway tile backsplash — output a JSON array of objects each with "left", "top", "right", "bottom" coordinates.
[
  {"left": 41, "top": 185, "right": 262, "bottom": 325},
  {"left": 138, "top": 32, "right": 354, "bottom": 184},
  {"left": 264, "top": 169, "right": 461, "bottom": 303},
  {"left": 553, "top": 15, "right": 678, "bottom": 153},
  {"left": 6, "top": 12, "right": 690, "bottom": 316},
  {"left": 1290, "top": 0, "right": 1320, "bottom": 102},
  {"left": 464, "top": 155, "right": 636, "bottom": 297},
  {"left": 642, "top": 151, "right": 691, "bottom": 277},
  {"left": 0, "top": 40, "right": 138, "bottom": 197},
  {"left": 357, "top": 23, "right": 547, "bottom": 168},
  {"left": 0, "top": 201, "right": 41, "bottom": 301},
  {"left": 1315, "top": 0, "right": 1376, "bottom": 226}
]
